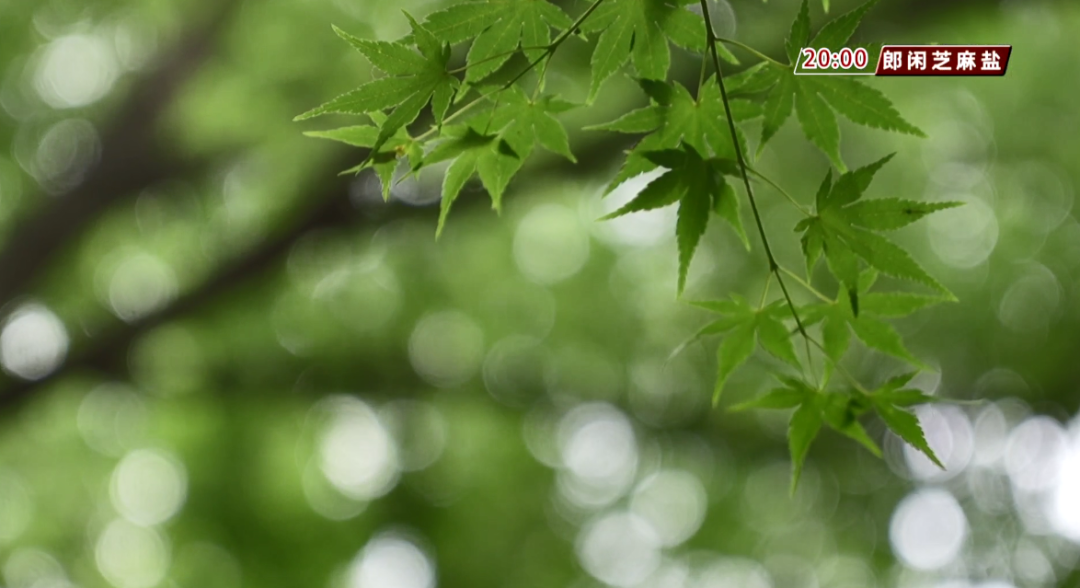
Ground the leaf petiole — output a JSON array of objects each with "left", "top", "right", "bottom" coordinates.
[
  {"left": 715, "top": 36, "right": 787, "bottom": 67},
  {"left": 758, "top": 272, "right": 773, "bottom": 309},
  {"left": 778, "top": 265, "right": 832, "bottom": 303},
  {"left": 747, "top": 166, "right": 812, "bottom": 216},
  {"left": 806, "top": 335, "right": 870, "bottom": 394}
]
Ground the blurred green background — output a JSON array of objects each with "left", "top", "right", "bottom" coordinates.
[{"left": 0, "top": 0, "right": 1078, "bottom": 587}]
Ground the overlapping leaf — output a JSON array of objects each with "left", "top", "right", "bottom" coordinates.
[
  {"left": 869, "top": 373, "right": 943, "bottom": 467},
  {"left": 741, "top": 0, "right": 923, "bottom": 169},
  {"left": 604, "top": 144, "right": 745, "bottom": 294},
  {"left": 295, "top": 16, "right": 458, "bottom": 157},
  {"left": 587, "top": 77, "right": 759, "bottom": 192},
  {"left": 795, "top": 154, "right": 960, "bottom": 313},
  {"left": 482, "top": 86, "right": 578, "bottom": 163},
  {"left": 872, "top": 372, "right": 939, "bottom": 407},
  {"left": 689, "top": 295, "right": 799, "bottom": 403},
  {"left": 303, "top": 112, "right": 421, "bottom": 200},
  {"left": 410, "top": 85, "right": 577, "bottom": 234},
  {"left": 296, "top": 0, "right": 954, "bottom": 485},
  {"left": 580, "top": 0, "right": 735, "bottom": 100},
  {"left": 733, "top": 370, "right": 943, "bottom": 486},
  {"left": 420, "top": 0, "right": 573, "bottom": 82},
  {"left": 802, "top": 269, "right": 947, "bottom": 371},
  {"left": 422, "top": 125, "right": 522, "bottom": 236},
  {"left": 731, "top": 376, "right": 880, "bottom": 491}
]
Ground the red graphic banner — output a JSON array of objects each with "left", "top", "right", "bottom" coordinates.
[{"left": 875, "top": 45, "right": 1012, "bottom": 76}]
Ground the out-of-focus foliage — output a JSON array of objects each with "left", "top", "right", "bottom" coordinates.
[{"left": 0, "top": 1, "right": 1079, "bottom": 588}]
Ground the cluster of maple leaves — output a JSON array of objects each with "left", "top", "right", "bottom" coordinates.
[{"left": 298, "top": 0, "right": 962, "bottom": 488}]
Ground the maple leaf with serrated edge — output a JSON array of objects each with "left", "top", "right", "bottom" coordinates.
[
  {"left": 586, "top": 77, "right": 760, "bottom": 193},
  {"left": 733, "top": 370, "right": 944, "bottom": 487},
  {"left": 295, "top": 15, "right": 458, "bottom": 157},
  {"left": 788, "top": 400, "right": 822, "bottom": 493},
  {"left": 418, "top": 3, "right": 505, "bottom": 44},
  {"left": 421, "top": 124, "right": 522, "bottom": 237},
  {"left": 871, "top": 372, "right": 940, "bottom": 406},
  {"left": 604, "top": 144, "right": 747, "bottom": 294},
  {"left": 723, "top": 62, "right": 780, "bottom": 95},
  {"left": 815, "top": 390, "right": 880, "bottom": 458},
  {"left": 801, "top": 269, "right": 951, "bottom": 372},
  {"left": 579, "top": 0, "right": 736, "bottom": 101},
  {"left": 481, "top": 86, "right": 578, "bottom": 163},
  {"left": 749, "top": 0, "right": 923, "bottom": 169},
  {"left": 406, "top": 85, "right": 575, "bottom": 229},
  {"left": 795, "top": 154, "right": 961, "bottom": 314},
  {"left": 872, "top": 385, "right": 944, "bottom": 468},
  {"left": 785, "top": 0, "right": 811, "bottom": 64},
  {"left": 734, "top": 376, "right": 876, "bottom": 490},
  {"left": 303, "top": 112, "right": 421, "bottom": 200},
  {"left": 728, "top": 378, "right": 808, "bottom": 412},
  {"left": 732, "top": 375, "right": 880, "bottom": 492},
  {"left": 419, "top": 0, "right": 572, "bottom": 82},
  {"left": 688, "top": 295, "right": 800, "bottom": 403}
]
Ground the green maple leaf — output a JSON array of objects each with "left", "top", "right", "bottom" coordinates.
[
  {"left": 418, "top": 2, "right": 507, "bottom": 44},
  {"left": 414, "top": 85, "right": 575, "bottom": 229},
  {"left": 728, "top": 378, "right": 807, "bottom": 411},
  {"left": 305, "top": 125, "right": 382, "bottom": 148},
  {"left": 788, "top": 400, "right": 822, "bottom": 494},
  {"left": 815, "top": 390, "right": 880, "bottom": 458},
  {"left": 795, "top": 154, "right": 961, "bottom": 313},
  {"left": 731, "top": 370, "right": 944, "bottom": 488},
  {"left": 420, "top": 0, "right": 572, "bottom": 82},
  {"left": 423, "top": 125, "right": 522, "bottom": 236},
  {"left": 732, "top": 376, "right": 880, "bottom": 492},
  {"left": 302, "top": 112, "right": 421, "bottom": 200},
  {"left": 749, "top": 0, "right": 923, "bottom": 169},
  {"left": 871, "top": 372, "right": 939, "bottom": 406},
  {"left": 871, "top": 380, "right": 943, "bottom": 468},
  {"left": 689, "top": 295, "right": 800, "bottom": 403},
  {"left": 784, "top": 0, "right": 812, "bottom": 64},
  {"left": 802, "top": 269, "right": 949, "bottom": 371},
  {"left": 603, "top": 144, "right": 747, "bottom": 295},
  {"left": 580, "top": 0, "right": 735, "bottom": 100},
  {"left": 587, "top": 77, "right": 759, "bottom": 193},
  {"left": 295, "top": 15, "right": 459, "bottom": 155},
  {"left": 809, "top": 0, "right": 879, "bottom": 51},
  {"left": 483, "top": 86, "right": 578, "bottom": 163},
  {"left": 420, "top": 0, "right": 568, "bottom": 46}
]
